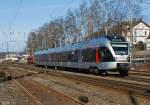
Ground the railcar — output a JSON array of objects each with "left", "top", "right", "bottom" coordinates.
[
  {"left": 34, "top": 35, "right": 130, "bottom": 76},
  {"left": 27, "top": 55, "right": 34, "bottom": 64}
]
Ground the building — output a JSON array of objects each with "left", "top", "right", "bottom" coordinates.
[
  {"left": 146, "top": 36, "right": 150, "bottom": 50},
  {"left": 122, "top": 20, "right": 150, "bottom": 44},
  {"left": 5, "top": 54, "right": 18, "bottom": 62}
]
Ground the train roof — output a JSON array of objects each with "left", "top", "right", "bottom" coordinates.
[{"left": 34, "top": 35, "right": 127, "bottom": 55}]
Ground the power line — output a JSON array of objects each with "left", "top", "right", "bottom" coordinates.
[
  {"left": 9, "top": 0, "right": 23, "bottom": 30},
  {"left": 142, "top": 0, "right": 150, "bottom": 4}
]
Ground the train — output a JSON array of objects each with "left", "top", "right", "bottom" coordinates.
[
  {"left": 27, "top": 55, "right": 34, "bottom": 64},
  {"left": 34, "top": 35, "right": 131, "bottom": 76}
]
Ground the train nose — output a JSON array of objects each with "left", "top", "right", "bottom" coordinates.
[
  {"left": 117, "top": 63, "right": 130, "bottom": 70},
  {"left": 116, "top": 56, "right": 128, "bottom": 62}
]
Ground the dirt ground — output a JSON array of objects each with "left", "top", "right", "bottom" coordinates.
[
  {"left": 0, "top": 67, "right": 34, "bottom": 105},
  {"left": 134, "top": 64, "right": 150, "bottom": 71},
  {"left": 32, "top": 73, "right": 150, "bottom": 105},
  {"left": 0, "top": 81, "right": 34, "bottom": 105},
  {"left": 0, "top": 64, "right": 149, "bottom": 105}
]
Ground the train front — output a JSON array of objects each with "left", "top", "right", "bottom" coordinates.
[{"left": 109, "top": 36, "right": 131, "bottom": 75}]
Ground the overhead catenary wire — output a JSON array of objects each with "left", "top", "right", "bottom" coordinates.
[
  {"left": 9, "top": 0, "right": 24, "bottom": 30},
  {"left": 5, "top": 0, "right": 24, "bottom": 53},
  {"left": 142, "top": 0, "right": 150, "bottom": 4}
]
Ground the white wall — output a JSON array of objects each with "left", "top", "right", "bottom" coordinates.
[
  {"left": 132, "top": 22, "right": 150, "bottom": 44},
  {"left": 146, "top": 39, "right": 150, "bottom": 50}
]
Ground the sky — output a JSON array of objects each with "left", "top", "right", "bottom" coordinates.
[
  {"left": 0, "top": 0, "right": 150, "bottom": 52},
  {"left": 0, "top": 0, "right": 85, "bottom": 52}
]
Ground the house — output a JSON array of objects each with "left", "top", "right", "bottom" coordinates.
[
  {"left": 122, "top": 20, "right": 150, "bottom": 44},
  {"left": 146, "top": 36, "right": 150, "bottom": 50},
  {"left": 5, "top": 54, "right": 18, "bottom": 62}
]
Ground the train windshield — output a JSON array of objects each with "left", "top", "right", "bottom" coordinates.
[{"left": 111, "top": 43, "right": 128, "bottom": 55}]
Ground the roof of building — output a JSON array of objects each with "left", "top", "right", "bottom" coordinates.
[
  {"left": 133, "top": 21, "right": 150, "bottom": 29},
  {"left": 122, "top": 19, "right": 150, "bottom": 28}
]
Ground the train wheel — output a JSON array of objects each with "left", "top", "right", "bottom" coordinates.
[
  {"left": 89, "top": 67, "right": 93, "bottom": 73},
  {"left": 55, "top": 66, "right": 57, "bottom": 70},
  {"left": 94, "top": 68, "right": 99, "bottom": 74},
  {"left": 45, "top": 65, "right": 48, "bottom": 69}
]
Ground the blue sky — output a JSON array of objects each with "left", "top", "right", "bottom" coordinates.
[
  {"left": 0, "top": 0, "right": 150, "bottom": 52},
  {"left": 0, "top": 0, "right": 84, "bottom": 52}
]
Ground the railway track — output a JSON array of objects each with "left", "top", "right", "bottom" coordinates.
[
  {"left": 124, "top": 76, "right": 150, "bottom": 83},
  {"left": 10, "top": 63, "right": 150, "bottom": 76},
  {"left": 9, "top": 64, "right": 150, "bottom": 99},
  {"left": 31, "top": 79, "right": 84, "bottom": 105},
  {"left": 45, "top": 71, "right": 150, "bottom": 98},
  {"left": 14, "top": 78, "right": 83, "bottom": 105},
  {"left": 2, "top": 65, "right": 84, "bottom": 105},
  {"left": 14, "top": 80, "right": 43, "bottom": 105},
  {"left": 11, "top": 64, "right": 150, "bottom": 85},
  {"left": 3, "top": 65, "right": 39, "bottom": 79},
  {"left": 129, "top": 71, "right": 150, "bottom": 77}
]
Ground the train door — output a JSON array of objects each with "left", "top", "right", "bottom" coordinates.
[
  {"left": 98, "top": 47, "right": 114, "bottom": 70},
  {"left": 98, "top": 47, "right": 105, "bottom": 69}
]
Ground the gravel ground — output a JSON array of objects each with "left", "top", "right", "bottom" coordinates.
[
  {"left": 0, "top": 81, "right": 35, "bottom": 105},
  {"left": 0, "top": 66, "right": 35, "bottom": 105},
  {"left": 18, "top": 77, "right": 78, "bottom": 105},
  {"left": 134, "top": 64, "right": 150, "bottom": 71},
  {"left": 0, "top": 64, "right": 149, "bottom": 105},
  {"left": 32, "top": 74, "right": 150, "bottom": 105}
]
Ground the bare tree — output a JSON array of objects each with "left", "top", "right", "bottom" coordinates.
[
  {"left": 26, "top": 0, "right": 143, "bottom": 53},
  {"left": 64, "top": 9, "right": 79, "bottom": 44}
]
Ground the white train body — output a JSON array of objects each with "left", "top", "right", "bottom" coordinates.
[{"left": 34, "top": 35, "right": 130, "bottom": 75}]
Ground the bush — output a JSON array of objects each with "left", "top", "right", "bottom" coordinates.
[
  {"left": 78, "top": 95, "right": 89, "bottom": 103},
  {"left": 0, "top": 72, "right": 6, "bottom": 77},
  {"left": 0, "top": 72, "right": 7, "bottom": 82}
]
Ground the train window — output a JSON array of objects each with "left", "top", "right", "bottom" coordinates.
[
  {"left": 43, "top": 54, "right": 49, "bottom": 62},
  {"left": 63, "top": 52, "right": 68, "bottom": 62},
  {"left": 71, "top": 50, "right": 79, "bottom": 62},
  {"left": 68, "top": 51, "right": 72, "bottom": 61},
  {"left": 51, "top": 54, "right": 56, "bottom": 62},
  {"left": 82, "top": 48, "right": 96, "bottom": 62},
  {"left": 99, "top": 47, "right": 114, "bottom": 62},
  {"left": 111, "top": 43, "right": 128, "bottom": 55},
  {"left": 55, "top": 53, "right": 62, "bottom": 62},
  {"left": 60, "top": 51, "right": 71, "bottom": 62}
]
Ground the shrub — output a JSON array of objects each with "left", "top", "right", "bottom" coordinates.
[{"left": 78, "top": 95, "right": 89, "bottom": 103}]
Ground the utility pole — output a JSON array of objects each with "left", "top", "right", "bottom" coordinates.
[
  {"left": 130, "top": 19, "right": 134, "bottom": 66},
  {"left": 7, "top": 41, "right": 9, "bottom": 59},
  {"left": 7, "top": 19, "right": 11, "bottom": 62},
  {"left": 6, "top": 40, "right": 16, "bottom": 62}
]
